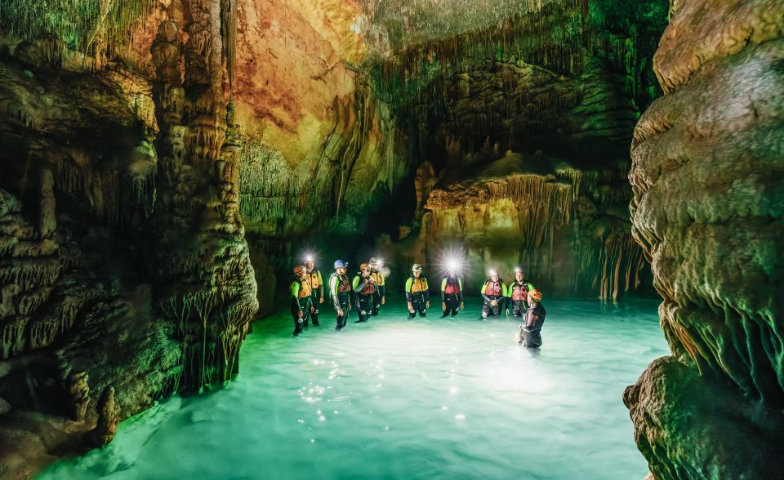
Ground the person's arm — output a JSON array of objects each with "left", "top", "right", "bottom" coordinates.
[
  {"left": 290, "top": 282, "right": 303, "bottom": 315},
  {"left": 318, "top": 271, "right": 325, "bottom": 297},
  {"left": 441, "top": 278, "right": 447, "bottom": 302},
  {"left": 329, "top": 276, "right": 340, "bottom": 307},
  {"left": 353, "top": 276, "right": 364, "bottom": 294},
  {"left": 525, "top": 310, "right": 539, "bottom": 330},
  {"left": 480, "top": 282, "right": 492, "bottom": 302},
  {"left": 405, "top": 278, "right": 413, "bottom": 302}
]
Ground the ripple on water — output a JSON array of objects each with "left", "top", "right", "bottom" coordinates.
[{"left": 37, "top": 298, "right": 667, "bottom": 480}]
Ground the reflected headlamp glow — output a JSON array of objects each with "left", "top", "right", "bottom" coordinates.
[{"left": 447, "top": 260, "right": 460, "bottom": 272}]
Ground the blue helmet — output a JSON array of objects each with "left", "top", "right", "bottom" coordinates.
[{"left": 334, "top": 259, "right": 348, "bottom": 269}]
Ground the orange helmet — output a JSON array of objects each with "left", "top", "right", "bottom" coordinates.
[
  {"left": 528, "top": 289, "right": 543, "bottom": 302},
  {"left": 293, "top": 266, "right": 306, "bottom": 275}
]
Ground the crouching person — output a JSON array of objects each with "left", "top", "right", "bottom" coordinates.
[
  {"left": 353, "top": 263, "right": 376, "bottom": 323},
  {"left": 507, "top": 267, "right": 534, "bottom": 318},
  {"left": 405, "top": 264, "right": 430, "bottom": 319},
  {"left": 519, "top": 289, "right": 546, "bottom": 348},
  {"left": 480, "top": 270, "right": 506, "bottom": 319},
  {"left": 329, "top": 260, "right": 352, "bottom": 331},
  {"left": 290, "top": 266, "right": 313, "bottom": 336}
]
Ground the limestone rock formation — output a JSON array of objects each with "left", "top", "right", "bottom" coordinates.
[
  {"left": 626, "top": 1, "right": 784, "bottom": 478},
  {"left": 0, "top": 1, "right": 257, "bottom": 478}
]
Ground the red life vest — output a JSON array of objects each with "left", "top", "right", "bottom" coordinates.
[
  {"left": 338, "top": 275, "right": 351, "bottom": 293},
  {"left": 444, "top": 277, "right": 461, "bottom": 294},
  {"left": 359, "top": 276, "right": 376, "bottom": 295},
  {"left": 484, "top": 281, "right": 502, "bottom": 297},
  {"left": 511, "top": 282, "right": 528, "bottom": 301}
]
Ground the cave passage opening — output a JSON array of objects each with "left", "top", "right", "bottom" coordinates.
[{"left": 37, "top": 298, "right": 669, "bottom": 480}]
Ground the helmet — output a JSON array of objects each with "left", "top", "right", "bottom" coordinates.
[
  {"left": 293, "top": 266, "right": 306, "bottom": 275},
  {"left": 412, "top": 264, "right": 423, "bottom": 272},
  {"left": 528, "top": 289, "right": 543, "bottom": 302},
  {"left": 334, "top": 260, "right": 348, "bottom": 269},
  {"left": 359, "top": 263, "right": 370, "bottom": 271},
  {"left": 369, "top": 257, "right": 378, "bottom": 265},
  {"left": 489, "top": 269, "right": 498, "bottom": 277},
  {"left": 514, "top": 266, "right": 523, "bottom": 273}
]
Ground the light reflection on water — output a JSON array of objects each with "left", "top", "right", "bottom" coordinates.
[{"left": 37, "top": 298, "right": 667, "bottom": 480}]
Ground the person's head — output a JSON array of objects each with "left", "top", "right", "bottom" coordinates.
[
  {"left": 529, "top": 289, "right": 543, "bottom": 304},
  {"left": 489, "top": 269, "right": 499, "bottom": 282},
  {"left": 412, "top": 264, "right": 423, "bottom": 278},
  {"left": 293, "top": 266, "right": 307, "bottom": 279},
  {"left": 369, "top": 257, "right": 379, "bottom": 270},
  {"left": 334, "top": 259, "right": 348, "bottom": 275},
  {"left": 305, "top": 260, "right": 315, "bottom": 271},
  {"left": 360, "top": 263, "right": 371, "bottom": 276},
  {"left": 514, "top": 267, "right": 524, "bottom": 282},
  {"left": 446, "top": 260, "right": 459, "bottom": 277}
]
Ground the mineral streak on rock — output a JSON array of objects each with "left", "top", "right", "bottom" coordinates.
[{"left": 627, "top": 1, "right": 784, "bottom": 478}]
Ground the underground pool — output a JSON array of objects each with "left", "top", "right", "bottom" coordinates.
[{"left": 37, "top": 298, "right": 669, "bottom": 480}]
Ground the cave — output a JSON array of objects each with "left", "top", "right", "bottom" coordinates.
[{"left": 0, "top": 0, "right": 782, "bottom": 479}]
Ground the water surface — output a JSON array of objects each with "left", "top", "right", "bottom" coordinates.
[{"left": 38, "top": 298, "right": 667, "bottom": 480}]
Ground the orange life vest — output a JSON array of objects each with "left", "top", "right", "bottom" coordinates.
[
  {"left": 410, "top": 277, "right": 428, "bottom": 293},
  {"left": 298, "top": 278, "right": 312, "bottom": 298},
  {"left": 484, "top": 281, "right": 502, "bottom": 297}
]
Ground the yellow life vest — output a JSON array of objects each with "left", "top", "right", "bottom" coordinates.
[{"left": 309, "top": 270, "right": 321, "bottom": 289}]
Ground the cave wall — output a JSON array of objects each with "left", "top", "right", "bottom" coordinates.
[
  {"left": 367, "top": 1, "right": 667, "bottom": 300},
  {"left": 625, "top": 1, "right": 784, "bottom": 478},
  {"left": 0, "top": 0, "right": 260, "bottom": 477}
]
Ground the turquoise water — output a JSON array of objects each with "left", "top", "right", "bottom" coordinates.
[{"left": 38, "top": 298, "right": 668, "bottom": 480}]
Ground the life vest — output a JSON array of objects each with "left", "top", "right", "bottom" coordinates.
[
  {"left": 409, "top": 277, "right": 428, "bottom": 293},
  {"left": 510, "top": 282, "right": 528, "bottom": 301},
  {"left": 295, "top": 278, "right": 312, "bottom": 298},
  {"left": 370, "top": 270, "right": 384, "bottom": 286},
  {"left": 484, "top": 281, "right": 502, "bottom": 297},
  {"left": 337, "top": 274, "right": 351, "bottom": 293},
  {"left": 309, "top": 269, "right": 321, "bottom": 289},
  {"left": 444, "top": 276, "right": 461, "bottom": 295},
  {"left": 357, "top": 275, "right": 376, "bottom": 295}
]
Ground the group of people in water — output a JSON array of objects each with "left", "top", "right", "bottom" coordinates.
[{"left": 289, "top": 257, "right": 546, "bottom": 348}]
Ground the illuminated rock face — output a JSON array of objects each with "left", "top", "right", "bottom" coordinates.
[{"left": 626, "top": 1, "right": 784, "bottom": 478}]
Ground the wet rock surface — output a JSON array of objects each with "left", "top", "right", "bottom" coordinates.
[{"left": 627, "top": 1, "right": 784, "bottom": 478}]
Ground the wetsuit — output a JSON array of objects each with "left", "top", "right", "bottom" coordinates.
[
  {"left": 481, "top": 280, "right": 506, "bottom": 319},
  {"left": 352, "top": 273, "right": 376, "bottom": 323},
  {"left": 507, "top": 281, "right": 535, "bottom": 318},
  {"left": 307, "top": 268, "right": 324, "bottom": 326},
  {"left": 440, "top": 275, "right": 464, "bottom": 317},
  {"left": 370, "top": 268, "right": 386, "bottom": 316},
  {"left": 405, "top": 276, "right": 430, "bottom": 319},
  {"left": 289, "top": 276, "right": 313, "bottom": 336},
  {"left": 329, "top": 272, "right": 352, "bottom": 330},
  {"left": 522, "top": 303, "right": 546, "bottom": 348}
]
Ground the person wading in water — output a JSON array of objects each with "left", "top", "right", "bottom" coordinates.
[{"left": 518, "top": 289, "right": 546, "bottom": 348}]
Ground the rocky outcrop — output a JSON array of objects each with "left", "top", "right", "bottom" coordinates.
[
  {"left": 626, "top": 1, "right": 784, "bottom": 478},
  {"left": 0, "top": 0, "right": 257, "bottom": 477}
]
